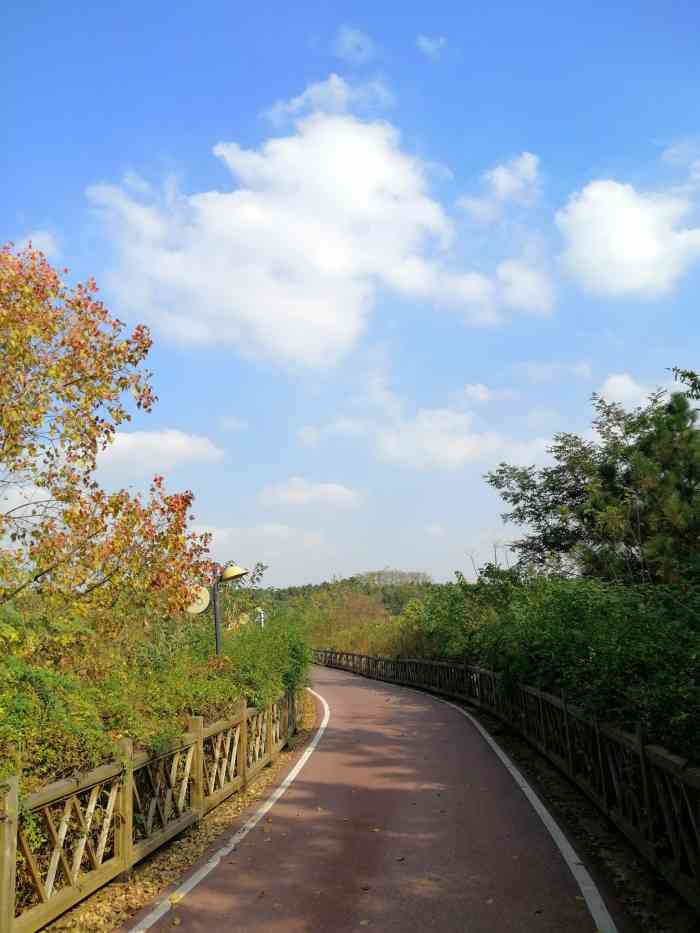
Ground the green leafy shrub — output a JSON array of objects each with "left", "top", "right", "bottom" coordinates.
[{"left": 0, "top": 603, "right": 310, "bottom": 792}]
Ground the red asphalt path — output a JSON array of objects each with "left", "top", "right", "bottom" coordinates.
[{"left": 135, "top": 665, "right": 628, "bottom": 933}]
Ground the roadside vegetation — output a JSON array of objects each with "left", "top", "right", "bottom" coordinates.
[
  {"left": 266, "top": 375, "right": 700, "bottom": 762},
  {"left": 0, "top": 245, "right": 309, "bottom": 791}
]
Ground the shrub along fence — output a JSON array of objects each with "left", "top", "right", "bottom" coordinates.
[
  {"left": 314, "top": 649, "right": 700, "bottom": 914},
  {"left": 0, "top": 691, "right": 298, "bottom": 933}
]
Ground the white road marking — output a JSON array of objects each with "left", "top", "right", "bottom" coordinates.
[{"left": 129, "top": 688, "right": 331, "bottom": 931}]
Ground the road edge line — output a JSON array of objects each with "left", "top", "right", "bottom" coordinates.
[
  {"left": 128, "top": 687, "right": 331, "bottom": 932},
  {"left": 398, "top": 683, "right": 618, "bottom": 933}
]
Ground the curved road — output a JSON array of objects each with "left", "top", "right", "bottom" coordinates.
[{"left": 134, "top": 665, "right": 631, "bottom": 933}]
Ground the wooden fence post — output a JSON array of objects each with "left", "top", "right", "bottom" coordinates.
[
  {"left": 562, "top": 691, "right": 574, "bottom": 775},
  {"left": 594, "top": 720, "right": 608, "bottom": 807},
  {"left": 538, "top": 691, "right": 548, "bottom": 752},
  {"left": 186, "top": 716, "right": 205, "bottom": 816},
  {"left": 116, "top": 739, "right": 134, "bottom": 882},
  {"left": 636, "top": 722, "right": 652, "bottom": 842},
  {"left": 288, "top": 690, "right": 296, "bottom": 737},
  {"left": 266, "top": 704, "right": 274, "bottom": 760},
  {"left": 239, "top": 709, "right": 248, "bottom": 789},
  {"left": 0, "top": 775, "right": 18, "bottom": 933}
]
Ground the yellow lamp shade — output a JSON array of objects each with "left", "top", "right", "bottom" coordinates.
[
  {"left": 185, "top": 585, "right": 211, "bottom": 615},
  {"left": 221, "top": 563, "right": 249, "bottom": 582}
]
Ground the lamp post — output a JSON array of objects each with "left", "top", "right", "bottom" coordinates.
[{"left": 212, "top": 562, "right": 249, "bottom": 655}]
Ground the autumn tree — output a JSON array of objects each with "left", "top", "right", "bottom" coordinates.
[{"left": 0, "top": 244, "right": 212, "bottom": 627}]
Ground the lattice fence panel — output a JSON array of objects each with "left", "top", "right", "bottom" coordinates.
[
  {"left": 15, "top": 777, "right": 120, "bottom": 918},
  {"left": 132, "top": 745, "right": 194, "bottom": 844},
  {"left": 203, "top": 725, "right": 241, "bottom": 799},
  {"left": 271, "top": 697, "right": 286, "bottom": 746},
  {"left": 246, "top": 710, "right": 268, "bottom": 768},
  {"left": 649, "top": 764, "right": 700, "bottom": 884},
  {"left": 560, "top": 712, "right": 605, "bottom": 801},
  {"left": 540, "top": 696, "right": 569, "bottom": 764}
]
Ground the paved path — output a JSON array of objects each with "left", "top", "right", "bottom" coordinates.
[{"left": 138, "top": 665, "right": 629, "bottom": 933}]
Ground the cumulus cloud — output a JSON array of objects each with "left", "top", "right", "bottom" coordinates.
[
  {"left": 458, "top": 152, "right": 540, "bottom": 222},
  {"left": 89, "top": 106, "right": 509, "bottom": 367},
  {"left": 556, "top": 180, "right": 700, "bottom": 296},
  {"left": 416, "top": 35, "right": 447, "bottom": 59},
  {"left": 16, "top": 230, "right": 59, "bottom": 258},
  {"left": 258, "top": 476, "right": 363, "bottom": 509},
  {"left": 200, "top": 523, "right": 328, "bottom": 585},
  {"left": 301, "top": 373, "right": 548, "bottom": 470},
  {"left": 376, "top": 408, "right": 502, "bottom": 468},
  {"left": 463, "top": 383, "right": 495, "bottom": 402},
  {"left": 98, "top": 429, "right": 224, "bottom": 481},
  {"left": 264, "top": 74, "right": 393, "bottom": 125},
  {"left": 496, "top": 259, "right": 555, "bottom": 313},
  {"left": 597, "top": 372, "right": 674, "bottom": 408},
  {"left": 332, "top": 26, "right": 375, "bottom": 64}
]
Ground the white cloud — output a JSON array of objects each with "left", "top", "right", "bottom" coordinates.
[
  {"left": 662, "top": 140, "right": 700, "bottom": 165},
  {"left": 89, "top": 106, "right": 507, "bottom": 367},
  {"left": 375, "top": 408, "right": 546, "bottom": 469},
  {"left": 486, "top": 152, "right": 539, "bottom": 201},
  {"left": 416, "top": 35, "right": 447, "bottom": 59},
  {"left": 556, "top": 180, "right": 700, "bottom": 296},
  {"left": 332, "top": 26, "right": 375, "bottom": 64},
  {"left": 200, "top": 523, "right": 328, "bottom": 585},
  {"left": 259, "top": 476, "right": 363, "bottom": 509},
  {"left": 302, "top": 374, "right": 548, "bottom": 470},
  {"left": 516, "top": 359, "right": 592, "bottom": 383},
  {"left": 98, "top": 429, "right": 224, "bottom": 481},
  {"left": 377, "top": 408, "right": 497, "bottom": 468},
  {"left": 16, "top": 230, "right": 59, "bottom": 258},
  {"left": 599, "top": 373, "right": 650, "bottom": 408},
  {"left": 463, "top": 383, "right": 494, "bottom": 402},
  {"left": 458, "top": 152, "right": 540, "bottom": 222},
  {"left": 496, "top": 259, "right": 554, "bottom": 314},
  {"left": 264, "top": 74, "right": 393, "bottom": 125},
  {"left": 365, "top": 370, "right": 403, "bottom": 419}
]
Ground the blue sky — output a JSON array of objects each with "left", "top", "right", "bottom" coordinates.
[{"left": 5, "top": 1, "right": 700, "bottom": 584}]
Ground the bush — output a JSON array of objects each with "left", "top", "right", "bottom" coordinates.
[
  {"left": 293, "top": 571, "right": 700, "bottom": 762},
  {"left": 0, "top": 602, "right": 310, "bottom": 792}
]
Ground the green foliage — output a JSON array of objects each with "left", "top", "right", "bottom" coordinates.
[
  {"left": 486, "top": 389, "right": 700, "bottom": 584},
  {"left": 470, "top": 577, "right": 700, "bottom": 759},
  {"left": 298, "top": 570, "right": 700, "bottom": 761},
  {"left": 0, "top": 600, "right": 310, "bottom": 792}
]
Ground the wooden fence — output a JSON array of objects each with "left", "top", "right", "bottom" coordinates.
[
  {"left": 314, "top": 649, "right": 700, "bottom": 914},
  {"left": 0, "top": 691, "right": 298, "bottom": 933}
]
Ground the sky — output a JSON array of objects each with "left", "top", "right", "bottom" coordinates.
[{"left": 4, "top": 1, "right": 700, "bottom": 585}]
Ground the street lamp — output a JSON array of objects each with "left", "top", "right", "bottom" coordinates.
[
  {"left": 185, "top": 561, "right": 249, "bottom": 655},
  {"left": 213, "top": 562, "right": 249, "bottom": 654}
]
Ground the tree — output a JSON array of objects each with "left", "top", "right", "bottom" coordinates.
[
  {"left": 486, "top": 385, "right": 700, "bottom": 585},
  {"left": 0, "top": 244, "right": 212, "bottom": 626}
]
